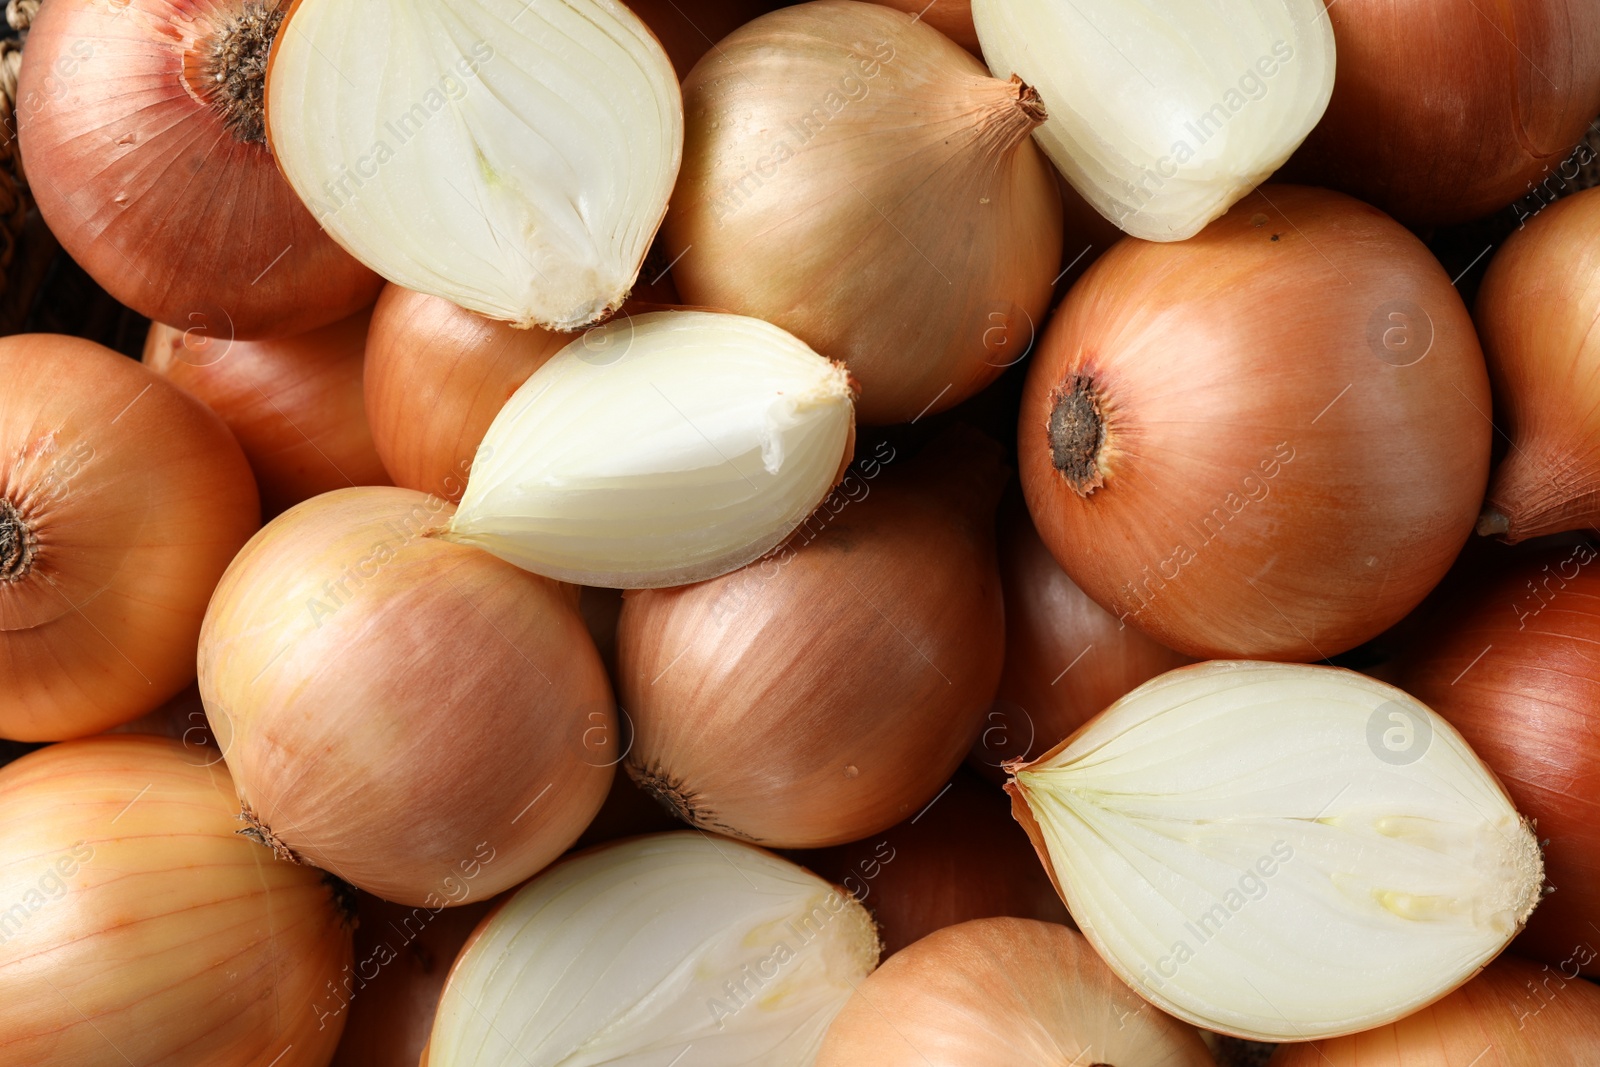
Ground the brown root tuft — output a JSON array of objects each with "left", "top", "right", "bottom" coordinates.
[
  {"left": 237, "top": 805, "right": 307, "bottom": 864},
  {"left": 0, "top": 499, "right": 35, "bottom": 581},
  {"left": 200, "top": 2, "right": 286, "bottom": 144},
  {"left": 1049, "top": 374, "right": 1106, "bottom": 495}
]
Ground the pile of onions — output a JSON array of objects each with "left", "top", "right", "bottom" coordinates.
[
  {"left": 363, "top": 285, "right": 571, "bottom": 502},
  {"left": 329, "top": 892, "right": 498, "bottom": 1067},
  {"left": 1009, "top": 661, "right": 1544, "bottom": 1041},
  {"left": 0, "top": 736, "right": 352, "bottom": 1062},
  {"left": 1019, "top": 186, "right": 1491, "bottom": 661},
  {"left": 0, "top": 335, "right": 258, "bottom": 741},
  {"left": 797, "top": 768, "right": 1068, "bottom": 956},
  {"left": 17, "top": 0, "right": 381, "bottom": 337},
  {"left": 265, "top": 0, "right": 682, "bottom": 331},
  {"left": 197, "top": 486, "right": 615, "bottom": 905},
  {"left": 816, "top": 918, "right": 1215, "bottom": 1065},
  {"left": 1474, "top": 187, "right": 1600, "bottom": 542},
  {"left": 972, "top": 501, "right": 1192, "bottom": 774},
  {"left": 426, "top": 833, "right": 880, "bottom": 1066},
  {"left": 1267, "top": 955, "right": 1600, "bottom": 1065},
  {"left": 617, "top": 432, "right": 1006, "bottom": 846},
  {"left": 145, "top": 309, "right": 390, "bottom": 518},
  {"left": 664, "top": 0, "right": 1062, "bottom": 425},
  {"left": 1399, "top": 550, "right": 1600, "bottom": 975},
  {"left": 1286, "top": 0, "right": 1600, "bottom": 225}
]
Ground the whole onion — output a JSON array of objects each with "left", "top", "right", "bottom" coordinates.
[
  {"left": 0, "top": 334, "right": 258, "bottom": 741},
  {"left": 145, "top": 309, "right": 391, "bottom": 518},
  {"left": 17, "top": 0, "right": 381, "bottom": 337},
  {"left": 198, "top": 486, "right": 615, "bottom": 905},
  {"left": 618, "top": 431, "right": 1006, "bottom": 846},
  {"left": 1286, "top": 0, "right": 1600, "bottom": 225},
  {"left": 1019, "top": 186, "right": 1492, "bottom": 661},
  {"left": 0, "top": 735, "right": 353, "bottom": 1063},
  {"left": 1399, "top": 548, "right": 1600, "bottom": 975}
]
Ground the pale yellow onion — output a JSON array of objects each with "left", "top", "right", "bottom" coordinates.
[
  {"left": 0, "top": 735, "right": 352, "bottom": 1063},
  {"left": 425, "top": 832, "right": 879, "bottom": 1066},
  {"left": 817, "top": 918, "right": 1215, "bottom": 1066},
  {"left": 266, "top": 0, "right": 682, "bottom": 330},
  {"left": 1010, "top": 661, "right": 1544, "bottom": 1042},
  {"left": 665, "top": 0, "right": 1062, "bottom": 425},
  {"left": 198, "top": 486, "right": 615, "bottom": 906},
  {"left": 444, "top": 310, "right": 856, "bottom": 588},
  {"left": 972, "top": 0, "right": 1335, "bottom": 240}
]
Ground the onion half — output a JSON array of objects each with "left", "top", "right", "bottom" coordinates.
[{"left": 266, "top": 0, "right": 683, "bottom": 331}]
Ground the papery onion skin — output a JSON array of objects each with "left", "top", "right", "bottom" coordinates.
[
  {"left": 266, "top": 0, "right": 683, "bottom": 332},
  {"left": 618, "top": 432, "right": 1005, "bottom": 847},
  {"left": 1019, "top": 186, "right": 1492, "bottom": 661},
  {"left": 665, "top": 0, "right": 1062, "bottom": 425},
  {"left": 1399, "top": 550, "right": 1600, "bottom": 976},
  {"left": 0, "top": 334, "right": 259, "bottom": 741},
  {"left": 1286, "top": 0, "right": 1600, "bottom": 226},
  {"left": 817, "top": 918, "right": 1216, "bottom": 1066},
  {"left": 18, "top": 0, "right": 382, "bottom": 339},
  {"left": 363, "top": 285, "right": 583, "bottom": 503},
  {"left": 444, "top": 310, "right": 857, "bottom": 589},
  {"left": 0, "top": 736, "right": 352, "bottom": 1064},
  {"left": 867, "top": 0, "right": 978, "bottom": 53},
  {"left": 1266, "top": 954, "right": 1600, "bottom": 1067},
  {"left": 795, "top": 769, "right": 1069, "bottom": 956},
  {"left": 971, "top": 501, "right": 1192, "bottom": 778},
  {"left": 328, "top": 892, "right": 498, "bottom": 1067},
  {"left": 1008, "top": 661, "right": 1544, "bottom": 1042},
  {"left": 425, "top": 832, "right": 881, "bottom": 1067},
  {"left": 1474, "top": 187, "right": 1600, "bottom": 542},
  {"left": 972, "top": 0, "right": 1335, "bottom": 242},
  {"left": 145, "top": 309, "right": 391, "bottom": 518},
  {"left": 198, "top": 486, "right": 615, "bottom": 906}
]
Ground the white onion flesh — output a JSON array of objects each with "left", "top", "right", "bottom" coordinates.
[
  {"left": 1011, "top": 661, "right": 1543, "bottom": 1041},
  {"left": 972, "top": 0, "right": 1335, "bottom": 240},
  {"left": 445, "top": 311, "right": 856, "bottom": 588},
  {"left": 266, "top": 0, "right": 682, "bottom": 330},
  {"left": 427, "top": 832, "right": 879, "bottom": 1066}
]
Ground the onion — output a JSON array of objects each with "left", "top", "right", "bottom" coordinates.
[
  {"left": 363, "top": 285, "right": 576, "bottom": 502},
  {"left": 1474, "top": 187, "right": 1600, "bottom": 542},
  {"left": 0, "top": 735, "right": 352, "bottom": 1062},
  {"left": 867, "top": 0, "right": 979, "bottom": 53},
  {"left": 198, "top": 486, "right": 615, "bottom": 906},
  {"left": 1266, "top": 954, "right": 1600, "bottom": 1066},
  {"left": 328, "top": 891, "right": 498, "bottom": 1067},
  {"left": 1285, "top": 0, "right": 1600, "bottom": 226},
  {"left": 442, "top": 310, "right": 857, "bottom": 588},
  {"left": 1398, "top": 548, "right": 1600, "bottom": 976},
  {"left": 266, "top": 0, "right": 682, "bottom": 331},
  {"left": 628, "top": 0, "right": 788, "bottom": 76},
  {"left": 145, "top": 309, "right": 391, "bottom": 518},
  {"left": 972, "top": 0, "right": 1335, "bottom": 241},
  {"left": 817, "top": 918, "right": 1216, "bottom": 1066},
  {"left": 425, "top": 832, "right": 880, "bottom": 1066},
  {"left": 972, "top": 501, "right": 1193, "bottom": 775},
  {"left": 663, "top": 0, "right": 1062, "bottom": 425},
  {"left": 0, "top": 334, "right": 259, "bottom": 741},
  {"left": 16, "top": 0, "right": 381, "bottom": 339},
  {"left": 1019, "top": 186, "right": 1492, "bottom": 661},
  {"left": 796, "top": 769, "right": 1069, "bottom": 956},
  {"left": 1009, "top": 661, "right": 1544, "bottom": 1042},
  {"left": 617, "top": 431, "right": 1005, "bottom": 847}
]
